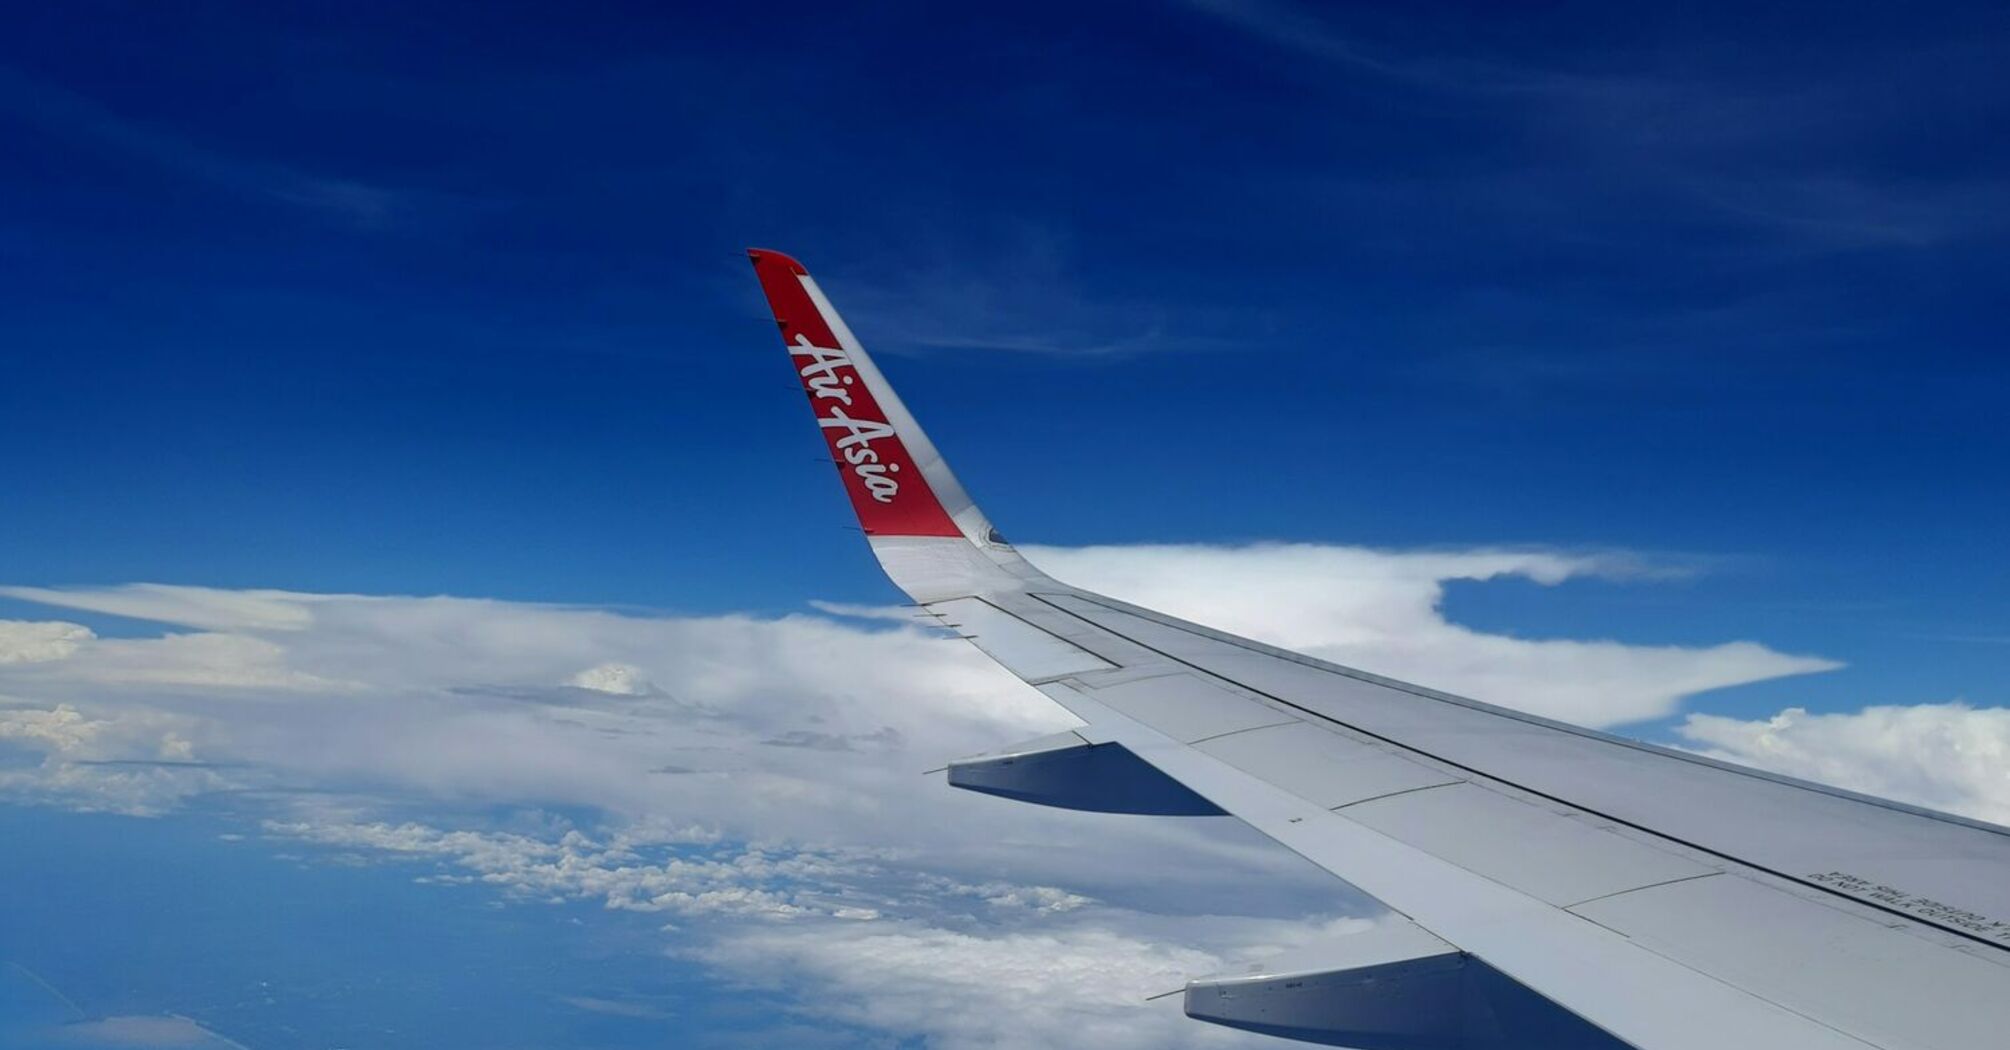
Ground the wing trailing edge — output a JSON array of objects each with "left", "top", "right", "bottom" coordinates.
[
  {"left": 945, "top": 730, "right": 1225, "bottom": 816},
  {"left": 1184, "top": 918, "right": 1621, "bottom": 1049}
]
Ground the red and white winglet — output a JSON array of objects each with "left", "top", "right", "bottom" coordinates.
[{"left": 748, "top": 249, "right": 1039, "bottom": 600}]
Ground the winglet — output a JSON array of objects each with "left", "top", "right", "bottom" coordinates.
[
  {"left": 748, "top": 250, "right": 1054, "bottom": 602},
  {"left": 746, "top": 247, "right": 808, "bottom": 276},
  {"left": 748, "top": 248, "right": 968, "bottom": 538}
]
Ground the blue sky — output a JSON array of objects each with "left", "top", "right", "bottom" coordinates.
[
  {"left": 2, "top": 2, "right": 2008, "bottom": 1047},
  {"left": 4, "top": 2, "right": 2006, "bottom": 663}
]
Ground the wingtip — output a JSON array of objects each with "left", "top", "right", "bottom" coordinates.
[{"left": 746, "top": 247, "right": 808, "bottom": 274}]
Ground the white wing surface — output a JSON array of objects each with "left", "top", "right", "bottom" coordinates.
[{"left": 747, "top": 249, "right": 2010, "bottom": 1050}]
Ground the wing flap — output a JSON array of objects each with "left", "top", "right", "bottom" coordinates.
[
  {"left": 1193, "top": 721, "right": 1461, "bottom": 809},
  {"left": 945, "top": 730, "right": 1225, "bottom": 816},
  {"left": 1184, "top": 917, "right": 1620, "bottom": 1049},
  {"left": 1340, "top": 783, "right": 1717, "bottom": 907}
]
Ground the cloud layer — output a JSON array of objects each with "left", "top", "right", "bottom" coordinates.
[
  {"left": 1678, "top": 702, "right": 2010, "bottom": 826},
  {"left": 1, "top": 541, "right": 1989, "bottom": 1047}
]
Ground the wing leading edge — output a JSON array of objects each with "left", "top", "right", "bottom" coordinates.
[{"left": 747, "top": 249, "right": 2010, "bottom": 1050}]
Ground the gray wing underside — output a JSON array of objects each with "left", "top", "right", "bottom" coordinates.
[{"left": 880, "top": 537, "right": 2010, "bottom": 1050}]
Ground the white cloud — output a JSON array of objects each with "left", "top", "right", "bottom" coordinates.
[
  {"left": 0, "top": 583, "right": 329, "bottom": 631},
  {"left": 695, "top": 914, "right": 1377, "bottom": 1050},
  {"left": 567, "top": 661, "right": 657, "bottom": 695},
  {"left": 0, "top": 703, "right": 102, "bottom": 752},
  {"left": 261, "top": 817, "right": 874, "bottom": 921},
  {"left": 0, "top": 704, "right": 225, "bottom": 815},
  {"left": 1027, "top": 542, "right": 1837, "bottom": 725},
  {"left": 255, "top": 810, "right": 1354, "bottom": 1047},
  {"left": 52, "top": 631, "right": 353, "bottom": 691},
  {"left": 0, "top": 702, "right": 203, "bottom": 765},
  {"left": 1678, "top": 702, "right": 2010, "bottom": 826},
  {"left": 0, "top": 544, "right": 1899, "bottom": 1047},
  {"left": 0, "top": 545, "right": 1835, "bottom": 843},
  {"left": 698, "top": 921, "right": 1229, "bottom": 1049},
  {"left": 0, "top": 620, "right": 93, "bottom": 664},
  {"left": 0, "top": 761, "right": 231, "bottom": 818}
]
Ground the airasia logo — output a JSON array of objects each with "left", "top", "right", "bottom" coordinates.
[{"left": 792, "top": 335, "right": 903, "bottom": 504}]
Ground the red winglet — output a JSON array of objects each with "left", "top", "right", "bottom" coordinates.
[{"left": 748, "top": 249, "right": 964, "bottom": 537}]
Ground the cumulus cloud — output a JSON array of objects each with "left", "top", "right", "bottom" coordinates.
[
  {"left": 253, "top": 809, "right": 1378, "bottom": 1047},
  {"left": 1678, "top": 702, "right": 2010, "bottom": 826},
  {"left": 262, "top": 817, "right": 866, "bottom": 921},
  {"left": 0, "top": 704, "right": 220, "bottom": 815},
  {"left": 261, "top": 813, "right": 1143, "bottom": 934},
  {"left": 0, "top": 620, "right": 94, "bottom": 664},
  {"left": 695, "top": 914, "right": 1378, "bottom": 1050},
  {"left": 1027, "top": 542, "right": 1837, "bottom": 725},
  {"left": 0, "top": 704, "right": 105, "bottom": 752}
]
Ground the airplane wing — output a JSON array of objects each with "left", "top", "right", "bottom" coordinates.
[{"left": 746, "top": 248, "right": 2010, "bottom": 1050}]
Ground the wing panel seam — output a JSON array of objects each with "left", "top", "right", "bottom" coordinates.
[
  {"left": 1563, "top": 870, "right": 1724, "bottom": 910},
  {"left": 1331, "top": 781, "right": 1460, "bottom": 810},
  {"left": 936, "top": 596, "right": 1123, "bottom": 674},
  {"left": 1027, "top": 591, "right": 2010, "bottom": 955},
  {"left": 1041, "top": 591, "right": 2010, "bottom": 840},
  {"left": 1183, "top": 718, "right": 1303, "bottom": 746}
]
